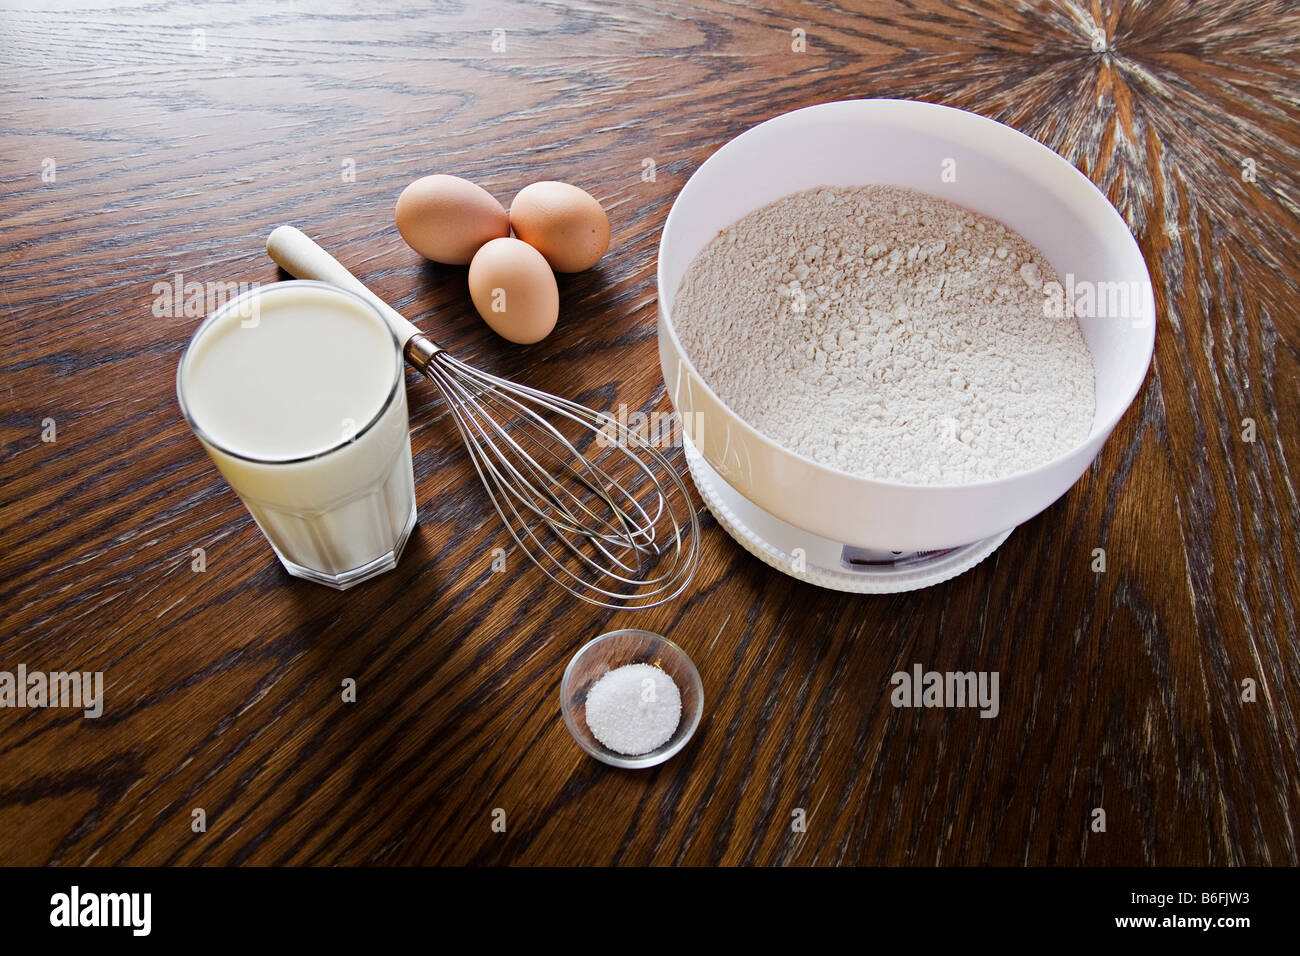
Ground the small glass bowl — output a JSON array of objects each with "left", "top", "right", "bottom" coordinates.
[{"left": 560, "top": 629, "right": 704, "bottom": 769}]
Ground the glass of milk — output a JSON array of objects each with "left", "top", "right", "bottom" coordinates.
[{"left": 176, "top": 280, "right": 417, "bottom": 589}]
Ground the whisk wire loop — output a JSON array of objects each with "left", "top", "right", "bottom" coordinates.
[{"left": 423, "top": 350, "right": 699, "bottom": 609}]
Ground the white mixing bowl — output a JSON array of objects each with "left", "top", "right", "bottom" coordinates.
[{"left": 657, "top": 99, "right": 1155, "bottom": 552}]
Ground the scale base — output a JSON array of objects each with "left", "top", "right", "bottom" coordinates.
[{"left": 684, "top": 439, "right": 1011, "bottom": 594}]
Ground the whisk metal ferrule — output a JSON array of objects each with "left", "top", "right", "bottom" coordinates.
[{"left": 403, "top": 334, "right": 442, "bottom": 373}]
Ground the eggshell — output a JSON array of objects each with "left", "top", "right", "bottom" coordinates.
[
  {"left": 395, "top": 174, "right": 509, "bottom": 265},
  {"left": 467, "top": 238, "right": 559, "bottom": 344},
  {"left": 508, "top": 181, "right": 610, "bottom": 273}
]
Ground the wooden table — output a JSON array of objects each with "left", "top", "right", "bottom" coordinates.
[{"left": 2, "top": 0, "right": 1296, "bottom": 866}]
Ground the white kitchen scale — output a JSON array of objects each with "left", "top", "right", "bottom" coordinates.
[{"left": 683, "top": 437, "right": 1012, "bottom": 593}]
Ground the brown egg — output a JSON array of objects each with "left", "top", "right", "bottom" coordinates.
[
  {"left": 508, "top": 181, "right": 610, "bottom": 273},
  {"left": 467, "top": 238, "right": 559, "bottom": 344},
  {"left": 395, "top": 174, "right": 509, "bottom": 265}
]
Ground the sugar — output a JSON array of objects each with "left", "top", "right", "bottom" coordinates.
[
  {"left": 584, "top": 663, "right": 682, "bottom": 756},
  {"left": 672, "top": 185, "right": 1096, "bottom": 485}
]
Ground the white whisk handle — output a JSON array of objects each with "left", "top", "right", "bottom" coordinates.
[{"left": 265, "top": 225, "right": 423, "bottom": 346}]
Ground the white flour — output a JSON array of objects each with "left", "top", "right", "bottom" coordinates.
[{"left": 673, "top": 185, "right": 1095, "bottom": 484}]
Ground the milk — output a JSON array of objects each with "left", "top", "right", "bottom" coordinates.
[{"left": 178, "top": 281, "right": 416, "bottom": 588}]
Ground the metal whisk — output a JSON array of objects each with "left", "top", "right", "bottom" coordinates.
[{"left": 266, "top": 226, "right": 699, "bottom": 609}]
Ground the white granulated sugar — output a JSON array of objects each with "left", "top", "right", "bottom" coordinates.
[
  {"left": 672, "top": 185, "right": 1096, "bottom": 484},
  {"left": 584, "top": 663, "right": 681, "bottom": 756}
]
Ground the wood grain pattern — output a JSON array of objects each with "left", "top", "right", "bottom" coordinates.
[{"left": 1, "top": 0, "right": 1296, "bottom": 866}]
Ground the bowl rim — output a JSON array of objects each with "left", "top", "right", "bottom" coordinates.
[
  {"left": 559, "top": 628, "right": 704, "bottom": 770},
  {"left": 656, "top": 97, "right": 1156, "bottom": 492}
]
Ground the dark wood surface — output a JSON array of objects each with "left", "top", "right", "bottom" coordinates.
[{"left": 1, "top": 0, "right": 1296, "bottom": 866}]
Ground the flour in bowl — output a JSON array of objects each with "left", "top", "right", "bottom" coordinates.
[{"left": 672, "top": 185, "right": 1095, "bottom": 484}]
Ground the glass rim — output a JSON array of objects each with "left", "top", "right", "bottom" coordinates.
[{"left": 175, "top": 279, "right": 406, "bottom": 466}]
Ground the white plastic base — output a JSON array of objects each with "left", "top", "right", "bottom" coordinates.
[{"left": 684, "top": 438, "right": 1012, "bottom": 593}]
